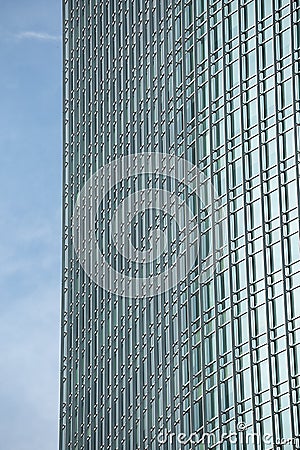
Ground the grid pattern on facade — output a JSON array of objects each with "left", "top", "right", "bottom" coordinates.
[{"left": 60, "top": 0, "right": 300, "bottom": 449}]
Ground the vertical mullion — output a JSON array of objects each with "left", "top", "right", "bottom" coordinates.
[
  {"left": 271, "top": 0, "right": 296, "bottom": 442},
  {"left": 254, "top": 0, "right": 277, "bottom": 446},
  {"left": 222, "top": 0, "right": 240, "bottom": 447}
]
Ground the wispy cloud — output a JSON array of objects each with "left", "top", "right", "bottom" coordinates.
[{"left": 16, "top": 31, "right": 61, "bottom": 42}]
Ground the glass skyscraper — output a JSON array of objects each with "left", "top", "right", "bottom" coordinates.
[{"left": 60, "top": 0, "right": 300, "bottom": 449}]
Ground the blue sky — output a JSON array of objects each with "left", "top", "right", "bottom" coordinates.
[{"left": 0, "top": 1, "right": 62, "bottom": 449}]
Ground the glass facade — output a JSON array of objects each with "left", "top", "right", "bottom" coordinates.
[{"left": 60, "top": 0, "right": 300, "bottom": 449}]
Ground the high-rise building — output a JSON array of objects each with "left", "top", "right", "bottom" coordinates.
[{"left": 60, "top": 1, "right": 300, "bottom": 449}]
